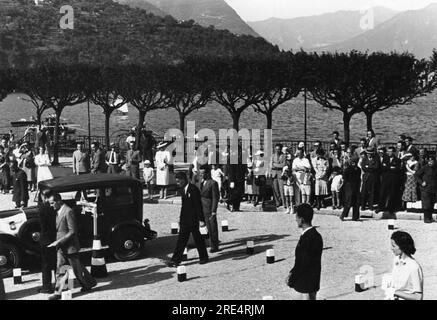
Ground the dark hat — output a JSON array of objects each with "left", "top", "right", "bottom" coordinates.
[
  {"left": 110, "top": 142, "right": 116, "bottom": 148},
  {"left": 365, "top": 147, "right": 376, "bottom": 154}
]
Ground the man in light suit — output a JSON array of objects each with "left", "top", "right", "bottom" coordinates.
[
  {"left": 90, "top": 141, "right": 107, "bottom": 174},
  {"left": 167, "top": 172, "right": 208, "bottom": 267},
  {"left": 287, "top": 204, "right": 323, "bottom": 300},
  {"left": 72, "top": 143, "right": 90, "bottom": 175},
  {"left": 105, "top": 142, "right": 122, "bottom": 174},
  {"left": 197, "top": 165, "right": 220, "bottom": 253},
  {"left": 125, "top": 141, "right": 142, "bottom": 179},
  {"left": 269, "top": 143, "right": 286, "bottom": 208},
  {"left": 47, "top": 193, "right": 96, "bottom": 300}
]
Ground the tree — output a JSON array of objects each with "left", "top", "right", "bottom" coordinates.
[
  {"left": 167, "top": 60, "right": 211, "bottom": 134},
  {"left": 252, "top": 53, "right": 302, "bottom": 129},
  {"left": 360, "top": 53, "right": 432, "bottom": 131},
  {"left": 202, "top": 56, "right": 265, "bottom": 131},
  {"left": 16, "top": 62, "right": 88, "bottom": 164},
  {"left": 123, "top": 63, "right": 171, "bottom": 149},
  {"left": 89, "top": 65, "right": 130, "bottom": 148}
]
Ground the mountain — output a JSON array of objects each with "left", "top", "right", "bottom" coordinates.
[
  {"left": 0, "top": 0, "right": 277, "bottom": 68},
  {"left": 140, "top": 0, "right": 259, "bottom": 36},
  {"left": 114, "top": 0, "right": 167, "bottom": 16},
  {"left": 320, "top": 3, "right": 437, "bottom": 59},
  {"left": 248, "top": 6, "right": 398, "bottom": 51}
]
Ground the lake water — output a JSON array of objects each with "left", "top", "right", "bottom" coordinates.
[{"left": 0, "top": 92, "right": 436, "bottom": 144}]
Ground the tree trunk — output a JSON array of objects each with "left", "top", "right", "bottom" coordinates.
[
  {"left": 365, "top": 112, "right": 373, "bottom": 132},
  {"left": 231, "top": 112, "right": 240, "bottom": 131},
  {"left": 135, "top": 110, "right": 146, "bottom": 151},
  {"left": 52, "top": 109, "right": 62, "bottom": 166},
  {"left": 343, "top": 113, "right": 351, "bottom": 146},
  {"left": 104, "top": 110, "right": 111, "bottom": 150},
  {"left": 179, "top": 112, "right": 185, "bottom": 134},
  {"left": 266, "top": 111, "right": 273, "bottom": 130}
]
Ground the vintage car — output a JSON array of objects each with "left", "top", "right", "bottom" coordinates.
[{"left": 0, "top": 174, "right": 157, "bottom": 277}]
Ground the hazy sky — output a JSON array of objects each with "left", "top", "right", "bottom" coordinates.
[{"left": 224, "top": 0, "right": 437, "bottom": 21}]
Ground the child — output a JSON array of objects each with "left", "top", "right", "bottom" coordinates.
[
  {"left": 282, "top": 164, "right": 298, "bottom": 214},
  {"left": 211, "top": 164, "right": 225, "bottom": 202},
  {"left": 143, "top": 160, "right": 155, "bottom": 200},
  {"left": 330, "top": 167, "right": 343, "bottom": 209}
]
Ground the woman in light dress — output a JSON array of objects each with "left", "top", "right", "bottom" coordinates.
[
  {"left": 402, "top": 154, "right": 419, "bottom": 208},
  {"left": 35, "top": 146, "right": 53, "bottom": 184},
  {"left": 385, "top": 231, "right": 423, "bottom": 300},
  {"left": 155, "top": 142, "right": 172, "bottom": 199}
]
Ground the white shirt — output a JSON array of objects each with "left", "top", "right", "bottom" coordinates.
[
  {"left": 331, "top": 175, "right": 343, "bottom": 192},
  {"left": 184, "top": 184, "right": 189, "bottom": 196},
  {"left": 390, "top": 255, "right": 423, "bottom": 296},
  {"left": 301, "top": 226, "right": 313, "bottom": 236},
  {"left": 211, "top": 168, "right": 224, "bottom": 183}
]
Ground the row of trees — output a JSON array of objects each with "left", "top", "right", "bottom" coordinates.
[{"left": 0, "top": 50, "right": 436, "bottom": 164}]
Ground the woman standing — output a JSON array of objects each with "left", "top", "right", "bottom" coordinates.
[
  {"left": 155, "top": 141, "right": 171, "bottom": 199},
  {"left": 252, "top": 150, "right": 267, "bottom": 207},
  {"left": 386, "top": 231, "right": 423, "bottom": 300},
  {"left": 401, "top": 154, "right": 418, "bottom": 208},
  {"left": 245, "top": 153, "right": 254, "bottom": 204},
  {"left": 35, "top": 147, "right": 53, "bottom": 184},
  {"left": 314, "top": 149, "right": 329, "bottom": 210}
]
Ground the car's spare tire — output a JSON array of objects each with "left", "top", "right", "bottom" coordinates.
[
  {"left": 111, "top": 226, "right": 144, "bottom": 261},
  {"left": 0, "top": 242, "right": 21, "bottom": 278}
]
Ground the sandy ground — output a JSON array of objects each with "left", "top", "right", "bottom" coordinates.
[{"left": 2, "top": 200, "right": 437, "bottom": 300}]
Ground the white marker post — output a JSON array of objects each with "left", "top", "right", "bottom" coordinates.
[
  {"left": 388, "top": 219, "right": 395, "bottom": 230},
  {"left": 355, "top": 275, "right": 366, "bottom": 292},
  {"left": 171, "top": 223, "right": 179, "bottom": 234},
  {"left": 246, "top": 241, "right": 254, "bottom": 255},
  {"left": 13, "top": 268, "right": 22, "bottom": 285},
  {"left": 266, "top": 249, "right": 275, "bottom": 264},
  {"left": 182, "top": 248, "right": 188, "bottom": 261},
  {"left": 221, "top": 220, "right": 229, "bottom": 232},
  {"left": 177, "top": 266, "right": 187, "bottom": 282}
]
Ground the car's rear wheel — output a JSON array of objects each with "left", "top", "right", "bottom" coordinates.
[
  {"left": 0, "top": 242, "right": 21, "bottom": 278},
  {"left": 111, "top": 226, "right": 144, "bottom": 261}
]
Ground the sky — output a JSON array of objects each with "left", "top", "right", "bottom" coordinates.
[{"left": 224, "top": 0, "right": 437, "bottom": 21}]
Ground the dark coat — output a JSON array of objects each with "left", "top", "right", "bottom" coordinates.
[
  {"left": 361, "top": 157, "right": 380, "bottom": 183},
  {"left": 196, "top": 179, "right": 219, "bottom": 216},
  {"left": 415, "top": 165, "right": 437, "bottom": 194},
  {"left": 91, "top": 148, "right": 107, "bottom": 173},
  {"left": 289, "top": 227, "right": 323, "bottom": 293},
  {"left": 0, "top": 162, "right": 10, "bottom": 188},
  {"left": 39, "top": 203, "right": 56, "bottom": 246},
  {"left": 56, "top": 204, "right": 80, "bottom": 254},
  {"left": 12, "top": 169, "right": 28, "bottom": 202},
  {"left": 343, "top": 165, "right": 361, "bottom": 193},
  {"left": 180, "top": 183, "right": 205, "bottom": 228}
]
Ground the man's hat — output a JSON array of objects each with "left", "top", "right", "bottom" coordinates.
[
  {"left": 156, "top": 141, "right": 170, "bottom": 149},
  {"left": 144, "top": 160, "right": 151, "bottom": 165},
  {"left": 255, "top": 150, "right": 264, "bottom": 156},
  {"left": 365, "top": 147, "right": 376, "bottom": 154},
  {"left": 110, "top": 142, "right": 116, "bottom": 148}
]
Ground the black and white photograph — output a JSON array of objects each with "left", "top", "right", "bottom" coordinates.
[{"left": 0, "top": 0, "right": 436, "bottom": 306}]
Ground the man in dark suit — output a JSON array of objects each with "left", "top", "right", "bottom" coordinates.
[
  {"left": 47, "top": 193, "right": 96, "bottom": 300},
  {"left": 360, "top": 148, "right": 380, "bottom": 211},
  {"left": 377, "top": 147, "right": 402, "bottom": 213},
  {"left": 167, "top": 172, "right": 208, "bottom": 267},
  {"left": 72, "top": 143, "right": 90, "bottom": 175},
  {"left": 141, "top": 128, "right": 156, "bottom": 166},
  {"left": 223, "top": 156, "right": 246, "bottom": 212},
  {"left": 197, "top": 165, "right": 220, "bottom": 253},
  {"left": 90, "top": 141, "right": 107, "bottom": 174},
  {"left": 287, "top": 204, "right": 323, "bottom": 300},
  {"left": 415, "top": 156, "right": 437, "bottom": 223},
  {"left": 125, "top": 141, "right": 142, "bottom": 179},
  {"left": 37, "top": 189, "right": 57, "bottom": 294},
  {"left": 340, "top": 157, "right": 361, "bottom": 221},
  {"left": 105, "top": 142, "right": 122, "bottom": 174},
  {"left": 10, "top": 160, "right": 28, "bottom": 208}
]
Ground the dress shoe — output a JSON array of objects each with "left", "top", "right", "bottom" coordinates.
[
  {"left": 199, "top": 259, "right": 209, "bottom": 265},
  {"left": 424, "top": 219, "right": 434, "bottom": 224},
  {"left": 48, "top": 294, "right": 61, "bottom": 300},
  {"left": 166, "top": 260, "right": 180, "bottom": 267}
]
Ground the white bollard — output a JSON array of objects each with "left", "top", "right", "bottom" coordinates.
[
  {"left": 171, "top": 223, "right": 179, "bottom": 234},
  {"left": 388, "top": 219, "right": 394, "bottom": 230},
  {"left": 355, "top": 275, "right": 366, "bottom": 292},
  {"left": 246, "top": 241, "right": 254, "bottom": 255},
  {"left": 177, "top": 266, "right": 187, "bottom": 282},
  {"left": 61, "top": 290, "right": 73, "bottom": 300},
  {"left": 182, "top": 248, "right": 188, "bottom": 261},
  {"left": 266, "top": 249, "right": 275, "bottom": 264},
  {"left": 13, "top": 268, "right": 22, "bottom": 285},
  {"left": 221, "top": 220, "right": 229, "bottom": 232}
]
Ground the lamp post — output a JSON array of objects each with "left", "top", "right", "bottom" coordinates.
[
  {"left": 304, "top": 88, "right": 307, "bottom": 150},
  {"left": 87, "top": 99, "right": 91, "bottom": 152}
]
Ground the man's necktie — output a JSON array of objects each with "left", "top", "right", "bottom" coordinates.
[
  {"left": 200, "top": 181, "right": 204, "bottom": 191},
  {"left": 110, "top": 151, "right": 115, "bottom": 163}
]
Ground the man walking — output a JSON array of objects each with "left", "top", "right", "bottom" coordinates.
[
  {"left": 269, "top": 143, "right": 286, "bottom": 208},
  {"left": 415, "top": 156, "right": 437, "bottom": 224},
  {"left": 287, "top": 204, "right": 323, "bottom": 300},
  {"left": 11, "top": 160, "right": 29, "bottom": 208},
  {"left": 167, "top": 172, "right": 208, "bottom": 267},
  {"left": 47, "top": 193, "right": 96, "bottom": 300},
  {"left": 72, "top": 143, "right": 90, "bottom": 175},
  {"left": 197, "top": 165, "right": 220, "bottom": 253},
  {"left": 90, "top": 141, "right": 107, "bottom": 174}
]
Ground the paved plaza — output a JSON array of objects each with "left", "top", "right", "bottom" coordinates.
[{"left": 2, "top": 200, "right": 437, "bottom": 300}]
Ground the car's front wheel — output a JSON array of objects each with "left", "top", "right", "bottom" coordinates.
[
  {"left": 111, "top": 226, "right": 144, "bottom": 261},
  {"left": 0, "top": 242, "right": 22, "bottom": 278}
]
